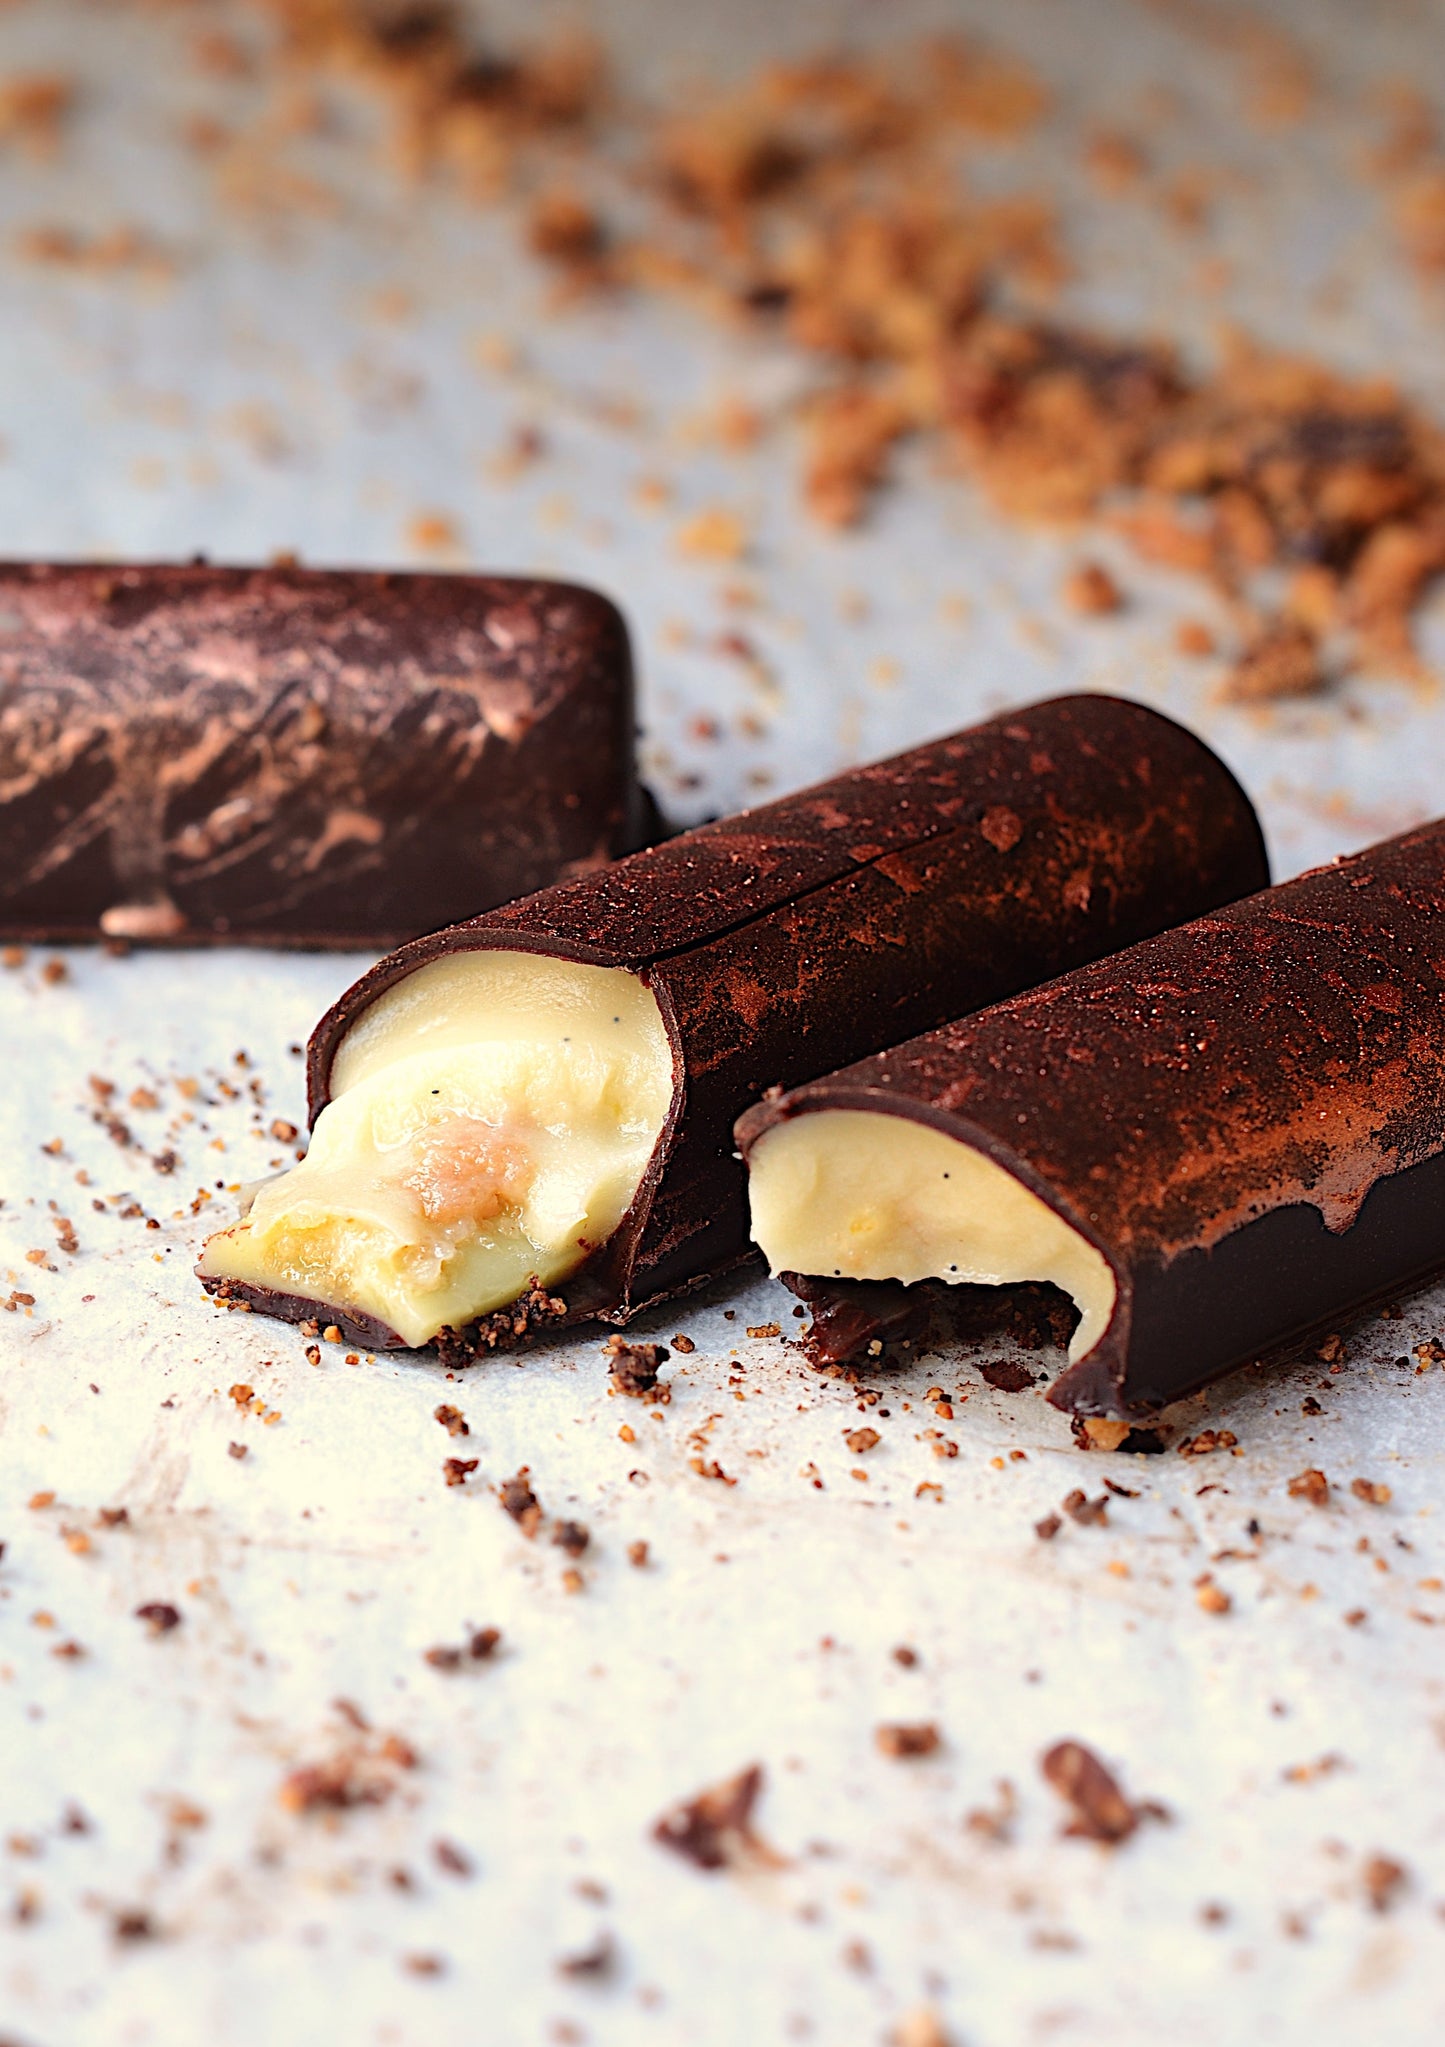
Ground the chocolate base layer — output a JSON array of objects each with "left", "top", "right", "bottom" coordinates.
[
  {"left": 201, "top": 692, "right": 1267, "bottom": 1352},
  {"left": 738, "top": 817, "right": 1445, "bottom": 1418},
  {"left": 204, "top": 1277, "right": 405, "bottom": 1352},
  {"left": 0, "top": 561, "right": 644, "bottom": 946},
  {"left": 782, "top": 1271, "right": 1077, "bottom": 1374}
]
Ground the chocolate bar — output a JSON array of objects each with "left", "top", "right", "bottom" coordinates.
[
  {"left": 738, "top": 819, "right": 1445, "bottom": 1417},
  {"left": 0, "top": 562, "right": 643, "bottom": 946},
  {"left": 197, "top": 693, "right": 1267, "bottom": 1354}
]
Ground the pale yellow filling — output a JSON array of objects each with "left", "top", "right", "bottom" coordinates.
[
  {"left": 746, "top": 1108, "right": 1115, "bottom": 1361},
  {"left": 199, "top": 951, "right": 673, "bottom": 1346}
]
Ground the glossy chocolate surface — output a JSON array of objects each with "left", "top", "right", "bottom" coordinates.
[{"left": 0, "top": 562, "right": 641, "bottom": 945}]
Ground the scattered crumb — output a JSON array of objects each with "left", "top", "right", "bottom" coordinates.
[
  {"left": 1062, "top": 561, "right": 1124, "bottom": 614},
  {"left": 280, "top": 1725, "right": 418, "bottom": 1815},
  {"left": 605, "top": 1335, "right": 670, "bottom": 1400},
  {"left": 498, "top": 1467, "right": 543, "bottom": 1535},
  {"left": 134, "top": 1603, "right": 182, "bottom": 1635},
  {"left": 876, "top": 1722, "right": 941, "bottom": 1759},
  {"left": 1362, "top": 1853, "right": 1409, "bottom": 1912},
  {"left": 652, "top": 1763, "right": 775, "bottom": 1871},
  {"left": 1223, "top": 619, "right": 1326, "bottom": 702},
  {"left": 675, "top": 508, "right": 749, "bottom": 562},
  {"left": 1041, "top": 1739, "right": 1163, "bottom": 1844},
  {"left": 1351, "top": 1478, "right": 1392, "bottom": 1506}
]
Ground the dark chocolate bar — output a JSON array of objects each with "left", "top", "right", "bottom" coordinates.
[
  {"left": 0, "top": 562, "right": 643, "bottom": 946},
  {"left": 738, "top": 819, "right": 1445, "bottom": 1416},
  {"left": 198, "top": 693, "right": 1267, "bottom": 1353}
]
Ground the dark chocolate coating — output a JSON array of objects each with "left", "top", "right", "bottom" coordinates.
[
  {"left": 202, "top": 693, "right": 1266, "bottom": 1351},
  {"left": 738, "top": 820, "right": 1445, "bottom": 1417},
  {"left": 0, "top": 562, "right": 642, "bottom": 946}
]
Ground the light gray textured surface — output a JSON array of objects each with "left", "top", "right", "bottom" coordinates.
[{"left": 2, "top": 4, "right": 1445, "bottom": 2044}]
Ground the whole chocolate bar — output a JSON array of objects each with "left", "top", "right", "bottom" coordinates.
[
  {"left": 198, "top": 693, "right": 1267, "bottom": 1355},
  {"left": 739, "top": 820, "right": 1445, "bottom": 1417},
  {"left": 0, "top": 562, "right": 643, "bottom": 946}
]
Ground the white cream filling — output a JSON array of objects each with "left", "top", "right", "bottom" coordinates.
[
  {"left": 746, "top": 1107, "right": 1115, "bottom": 1362},
  {"left": 199, "top": 951, "right": 673, "bottom": 1346}
]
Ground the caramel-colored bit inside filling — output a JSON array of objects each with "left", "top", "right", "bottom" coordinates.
[
  {"left": 746, "top": 1107, "right": 1115, "bottom": 1361},
  {"left": 199, "top": 951, "right": 673, "bottom": 1346}
]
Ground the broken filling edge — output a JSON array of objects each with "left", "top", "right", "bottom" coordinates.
[
  {"left": 746, "top": 1107, "right": 1116, "bottom": 1365},
  {"left": 198, "top": 950, "right": 673, "bottom": 1347}
]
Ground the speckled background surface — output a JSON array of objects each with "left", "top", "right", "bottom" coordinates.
[{"left": 2, "top": 4, "right": 1444, "bottom": 2044}]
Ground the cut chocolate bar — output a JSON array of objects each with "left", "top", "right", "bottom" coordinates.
[
  {"left": 739, "top": 819, "right": 1445, "bottom": 1416},
  {"left": 0, "top": 562, "right": 643, "bottom": 946},
  {"left": 198, "top": 693, "right": 1267, "bottom": 1353}
]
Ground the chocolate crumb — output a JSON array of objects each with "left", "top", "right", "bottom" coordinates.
[
  {"left": 1178, "top": 1429, "right": 1238, "bottom": 1456},
  {"left": 1063, "top": 560, "right": 1124, "bottom": 614},
  {"left": 652, "top": 1764, "right": 771, "bottom": 1872},
  {"left": 134, "top": 1602, "right": 181, "bottom": 1634},
  {"left": 279, "top": 1727, "right": 418, "bottom": 1814},
  {"left": 1351, "top": 1477, "right": 1392, "bottom": 1505},
  {"left": 1034, "top": 1512, "right": 1063, "bottom": 1541},
  {"left": 442, "top": 1457, "right": 480, "bottom": 1488},
  {"left": 627, "top": 1540, "right": 650, "bottom": 1568},
  {"left": 671, "top": 1333, "right": 696, "bottom": 1353},
  {"left": 434, "top": 1403, "right": 469, "bottom": 1437},
  {"left": 227, "top": 1441, "right": 248, "bottom": 1460},
  {"left": 112, "top": 1909, "right": 155, "bottom": 1941},
  {"left": 424, "top": 1646, "right": 464, "bottom": 1672},
  {"left": 1287, "top": 1467, "right": 1330, "bottom": 1505},
  {"left": 891, "top": 1644, "right": 919, "bottom": 1667},
  {"left": 875, "top": 1721, "right": 941, "bottom": 1759},
  {"left": 469, "top": 1627, "right": 501, "bottom": 1660},
  {"left": 1041, "top": 1739, "right": 1159, "bottom": 1844},
  {"left": 605, "top": 1335, "right": 670, "bottom": 1399},
  {"left": 964, "top": 1779, "right": 1018, "bottom": 1844},
  {"left": 977, "top": 1360, "right": 1036, "bottom": 1393},
  {"left": 557, "top": 1929, "right": 616, "bottom": 1979},
  {"left": 1362, "top": 1853, "right": 1408, "bottom": 1911},
  {"left": 1061, "top": 1489, "right": 1109, "bottom": 1527},
  {"left": 552, "top": 1519, "right": 590, "bottom": 1558},
  {"left": 498, "top": 1467, "right": 542, "bottom": 1534},
  {"left": 433, "top": 1839, "right": 474, "bottom": 1878}
]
